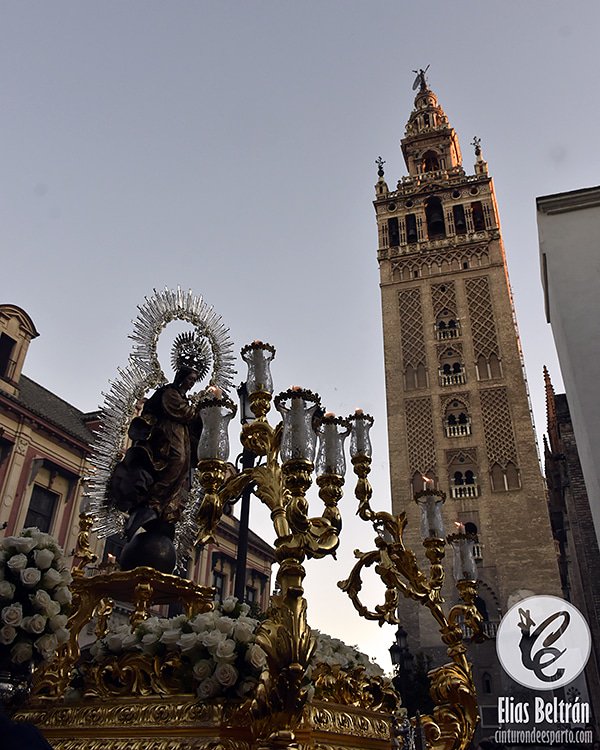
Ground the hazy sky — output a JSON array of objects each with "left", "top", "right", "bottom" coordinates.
[{"left": 3, "top": 2, "right": 599, "bottom": 670}]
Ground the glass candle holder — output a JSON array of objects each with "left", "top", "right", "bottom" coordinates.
[
  {"left": 416, "top": 491, "right": 445, "bottom": 539},
  {"left": 448, "top": 525, "right": 478, "bottom": 581},
  {"left": 316, "top": 414, "right": 351, "bottom": 476},
  {"left": 274, "top": 387, "right": 321, "bottom": 462},
  {"left": 241, "top": 341, "right": 276, "bottom": 395},
  {"left": 348, "top": 410, "right": 374, "bottom": 459},
  {"left": 196, "top": 388, "right": 237, "bottom": 461}
]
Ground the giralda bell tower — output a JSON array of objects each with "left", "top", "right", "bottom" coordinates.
[{"left": 374, "top": 71, "right": 560, "bottom": 716}]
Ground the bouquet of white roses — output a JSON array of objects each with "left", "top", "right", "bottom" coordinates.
[
  {"left": 91, "top": 596, "right": 386, "bottom": 702},
  {"left": 91, "top": 596, "right": 267, "bottom": 699},
  {"left": 312, "top": 630, "right": 384, "bottom": 679},
  {"left": 0, "top": 527, "right": 72, "bottom": 667}
]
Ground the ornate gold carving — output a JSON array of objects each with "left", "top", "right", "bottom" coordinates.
[
  {"left": 311, "top": 664, "right": 397, "bottom": 713},
  {"left": 82, "top": 652, "right": 191, "bottom": 698},
  {"left": 339, "top": 455, "right": 483, "bottom": 750},
  {"left": 72, "top": 512, "right": 98, "bottom": 574},
  {"left": 32, "top": 567, "right": 213, "bottom": 699}
]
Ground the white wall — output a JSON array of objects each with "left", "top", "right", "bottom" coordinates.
[{"left": 538, "top": 186, "right": 600, "bottom": 543}]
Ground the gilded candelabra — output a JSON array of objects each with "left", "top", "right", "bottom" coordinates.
[
  {"left": 338, "top": 419, "right": 484, "bottom": 750},
  {"left": 192, "top": 341, "right": 358, "bottom": 750}
]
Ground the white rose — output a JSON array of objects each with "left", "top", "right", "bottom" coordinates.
[
  {"left": 90, "top": 640, "right": 107, "bottom": 660},
  {"left": 214, "top": 661, "right": 238, "bottom": 688},
  {"left": 7, "top": 554, "right": 28, "bottom": 571},
  {"left": 216, "top": 616, "right": 235, "bottom": 636},
  {"left": 11, "top": 641, "right": 33, "bottom": 664},
  {"left": 23, "top": 614, "right": 47, "bottom": 635},
  {"left": 139, "top": 617, "right": 161, "bottom": 635},
  {"left": 215, "top": 638, "right": 237, "bottom": 663},
  {"left": 33, "top": 548, "right": 55, "bottom": 570},
  {"left": 54, "top": 627, "right": 69, "bottom": 645},
  {"left": 31, "top": 589, "right": 52, "bottom": 611},
  {"left": 53, "top": 587, "right": 72, "bottom": 606},
  {"left": 60, "top": 569, "right": 73, "bottom": 585},
  {"left": 221, "top": 597, "right": 237, "bottom": 614},
  {"left": 200, "top": 630, "right": 226, "bottom": 654},
  {"left": 159, "top": 629, "right": 181, "bottom": 648},
  {"left": 45, "top": 600, "right": 61, "bottom": 617},
  {"left": 245, "top": 643, "right": 267, "bottom": 670},
  {"left": 1, "top": 603, "right": 23, "bottom": 627},
  {"left": 239, "top": 603, "right": 251, "bottom": 617},
  {"left": 192, "top": 659, "right": 214, "bottom": 681},
  {"left": 197, "top": 676, "right": 220, "bottom": 699},
  {"left": 121, "top": 633, "right": 139, "bottom": 650},
  {"left": 20, "top": 567, "right": 42, "bottom": 587},
  {"left": 141, "top": 632, "right": 160, "bottom": 654},
  {"left": 191, "top": 611, "right": 217, "bottom": 633},
  {"left": 5, "top": 536, "right": 37, "bottom": 554},
  {"left": 233, "top": 620, "right": 255, "bottom": 644},
  {"left": 48, "top": 614, "right": 68, "bottom": 632},
  {"left": 178, "top": 632, "right": 199, "bottom": 653},
  {"left": 42, "top": 568, "right": 63, "bottom": 589},
  {"left": 35, "top": 633, "right": 58, "bottom": 661},
  {"left": 0, "top": 625, "right": 17, "bottom": 645},
  {"left": 0, "top": 581, "right": 15, "bottom": 600},
  {"left": 106, "top": 633, "right": 124, "bottom": 652}
]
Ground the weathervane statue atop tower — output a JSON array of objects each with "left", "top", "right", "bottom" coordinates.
[{"left": 412, "top": 64, "right": 430, "bottom": 92}]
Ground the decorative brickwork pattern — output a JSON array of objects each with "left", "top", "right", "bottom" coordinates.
[
  {"left": 404, "top": 397, "right": 436, "bottom": 473},
  {"left": 431, "top": 282, "right": 457, "bottom": 316},
  {"left": 440, "top": 392, "right": 470, "bottom": 412},
  {"left": 446, "top": 448, "right": 478, "bottom": 468},
  {"left": 480, "top": 387, "right": 518, "bottom": 467},
  {"left": 390, "top": 244, "right": 491, "bottom": 281},
  {"left": 465, "top": 277, "right": 499, "bottom": 359},
  {"left": 436, "top": 342, "right": 463, "bottom": 361},
  {"left": 398, "top": 289, "right": 426, "bottom": 368}
]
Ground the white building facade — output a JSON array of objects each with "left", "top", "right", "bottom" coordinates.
[{"left": 537, "top": 185, "right": 600, "bottom": 544}]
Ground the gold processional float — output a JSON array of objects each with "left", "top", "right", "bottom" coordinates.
[{"left": 5, "top": 289, "right": 484, "bottom": 749}]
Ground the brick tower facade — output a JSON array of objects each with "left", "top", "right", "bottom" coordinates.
[{"left": 374, "top": 74, "right": 561, "bottom": 726}]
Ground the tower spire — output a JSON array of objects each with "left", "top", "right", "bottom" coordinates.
[{"left": 401, "top": 75, "right": 462, "bottom": 176}]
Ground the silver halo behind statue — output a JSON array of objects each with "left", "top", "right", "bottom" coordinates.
[{"left": 85, "top": 287, "right": 236, "bottom": 569}]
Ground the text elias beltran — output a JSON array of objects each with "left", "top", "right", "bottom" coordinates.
[{"left": 498, "top": 696, "right": 590, "bottom": 725}]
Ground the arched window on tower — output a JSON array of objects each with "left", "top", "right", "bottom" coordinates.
[
  {"left": 406, "top": 214, "right": 418, "bottom": 243},
  {"left": 436, "top": 310, "right": 460, "bottom": 340},
  {"left": 489, "top": 353, "right": 502, "bottom": 378},
  {"left": 411, "top": 471, "right": 436, "bottom": 495},
  {"left": 422, "top": 150, "right": 439, "bottom": 171},
  {"left": 506, "top": 461, "right": 520, "bottom": 490},
  {"left": 482, "top": 672, "right": 493, "bottom": 695},
  {"left": 452, "top": 205, "right": 467, "bottom": 235},
  {"left": 439, "top": 349, "right": 466, "bottom": 386},
  {"left": 444, "top": 400, "right": 471, "bottom": 437},
  {"left": 449, "top": 454, "right": 479, "bottom": 499},
  {"left": 490, "top": 462, "right": 521, "bottom": 492},
  {"left": 387, "top": 217, "right": 399, "bottom": 247},
  {"left": 425, "top": 196, "right": 446, "bottom": 239},
  {"left": 471, "top": 201, "right": 485, "bottom": 231}
]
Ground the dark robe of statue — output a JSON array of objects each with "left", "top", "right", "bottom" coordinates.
[{"left": 109, "top": 366, "right": 202, "bottom": 538}]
